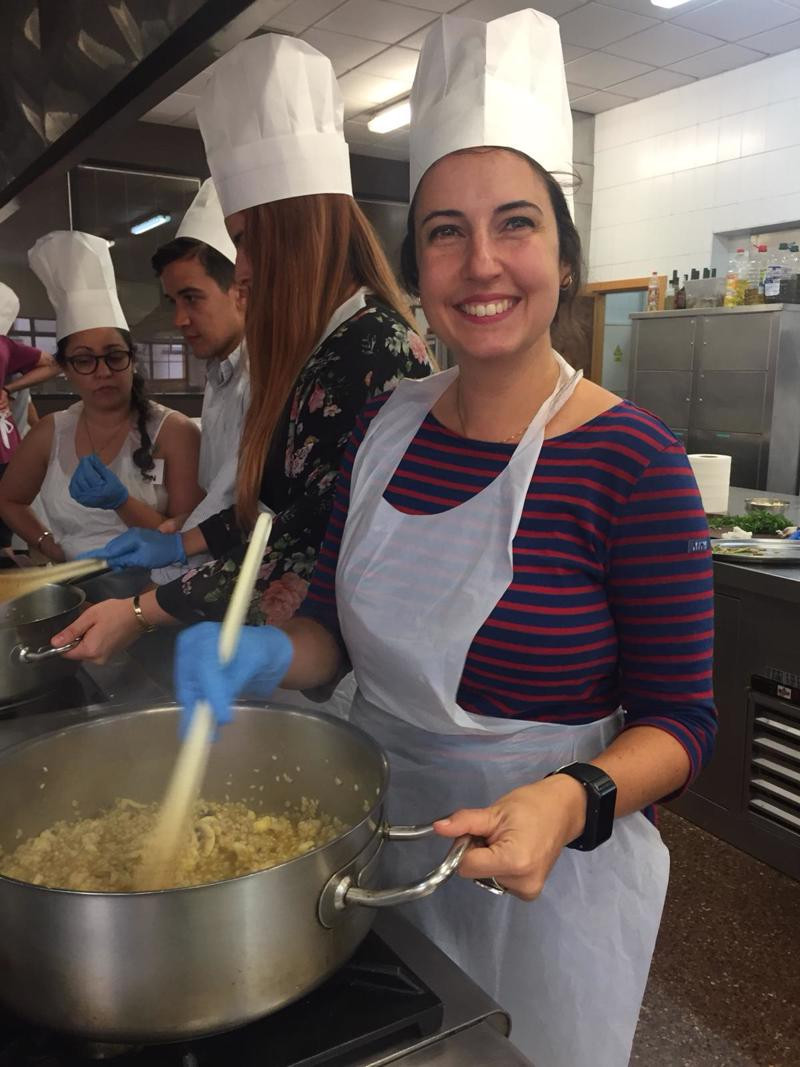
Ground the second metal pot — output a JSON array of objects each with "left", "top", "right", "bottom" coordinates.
[{"left": 0, "top": 583, "right": 84, "bottom": 703}]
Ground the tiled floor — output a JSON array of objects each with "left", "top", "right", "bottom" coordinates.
[{"left": 631, "top": 810, "right": 800, "bottom": 1067}]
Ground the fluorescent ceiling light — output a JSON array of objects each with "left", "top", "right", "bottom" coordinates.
[
  {"left": 367, "top": 99, "right": 410, "bottom": 135},
  {"left": 130, "top": 213, "right": 171, "bottom": 235},
  {"left": 651, "top": 0, "right": 694, "bottom": 8}
]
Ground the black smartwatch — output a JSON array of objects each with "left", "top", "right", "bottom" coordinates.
[{"left": 549, "top": 762, "right": 617, "bottom": 851}]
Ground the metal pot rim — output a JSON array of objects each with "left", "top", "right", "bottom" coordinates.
[
  {"left": 0, "top": 583, "right": 86, "bottom": 629},
  {"left": 0, "top": 701, "right": 389, "bottom": 899}
]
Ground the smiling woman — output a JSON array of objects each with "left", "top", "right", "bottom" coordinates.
[{"left": 171, "top": 11, "right": 717, "bottom": 1067}]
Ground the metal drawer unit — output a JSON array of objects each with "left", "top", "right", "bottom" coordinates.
[
  {"left": 629, "top": 306, "right": 800, "bottom": 494},
  {"left": 748, "top": 689, "right": 800, "bottom": 835}
]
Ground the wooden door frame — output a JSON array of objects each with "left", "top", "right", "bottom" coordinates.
[{"left": 582, "top": 276, "right": 667, "bottom": 383}]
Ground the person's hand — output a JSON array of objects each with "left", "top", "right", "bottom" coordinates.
[
  {"left": 175, "top": 622, "right": 294, "bottom": 735},
  {"left": 158, "top": 513, "right": 189, "bottom": 534},
  {"left": 78, "top": 528, "right": 187, "bottom": 570},
  {"left": 41, "top": 538, "right": 67, "bottom": 563},
  {"left": 433, "top": 775, "right": 588, "bottom": 901},
  {"left": 50, "top": 598, "right": 141, "bottom": 664},
  {"left": 0, "top": 389, "right": 9, "bottom": 414},
  {"left": 69, "top": 454, "right": 129, "bottom": 510}
]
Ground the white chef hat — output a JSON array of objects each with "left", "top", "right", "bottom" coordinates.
[
  {"left": 175, "top": 178, "right": 236, "bottom": 263},
  {"left": 409, "top": 9, "right": 573, "bottom": 205},
  {"left": 0, "top": 283, "right": 20, "bottom": 336},
  {"left": 28, "top": 231, "right": 128, "bottom": 342},
  {"left": 196, "top": 34, "right": 352, "bottom": 218}
]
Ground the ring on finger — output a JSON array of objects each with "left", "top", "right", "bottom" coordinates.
[{"left": 474, "top": 875, "right": 507, "bottom": 896}]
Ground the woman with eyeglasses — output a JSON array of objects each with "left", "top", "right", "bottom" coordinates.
[{"left": 0, "top": 232, "right": 203, "bottom": 576}]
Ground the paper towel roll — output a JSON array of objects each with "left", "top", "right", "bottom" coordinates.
[{"left": 688, "top": 454, "right": 731, "bottom": 514}]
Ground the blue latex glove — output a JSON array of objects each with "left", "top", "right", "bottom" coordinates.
[
  {"left": 69, "top": 454, "right": 129, "bottom": 510},
  {"left": 175, "top": 622, "right": 294, "bottom": 735},
  {"left": 78, "top": 528, "right": 187, "bottom": 570},
  {"left": 789, "top": 530, "right": 800, "bottom": 540}
]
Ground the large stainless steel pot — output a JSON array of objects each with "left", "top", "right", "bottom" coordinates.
[
  {"left": 0, "top": 583, "right": 84, "bottom": 703},
  {"left": 0, "top": 704, "right": 467, "bottom": 1042}
]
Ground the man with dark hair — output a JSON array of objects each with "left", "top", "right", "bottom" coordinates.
[{"left": 150, "top": 180, "right": 248, "bottom": 581}]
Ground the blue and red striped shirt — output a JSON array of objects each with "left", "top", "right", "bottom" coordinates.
[{"left": 302, "top": 396, "right": 717, "bottom": 786}]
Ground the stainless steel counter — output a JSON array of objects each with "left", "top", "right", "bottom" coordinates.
[{"left": 673, "top": 487, "right": 800, "bottom": 879}]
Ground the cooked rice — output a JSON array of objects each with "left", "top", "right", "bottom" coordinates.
[{"left": 0, "top": 796, "right": 346, "bottom": 891}]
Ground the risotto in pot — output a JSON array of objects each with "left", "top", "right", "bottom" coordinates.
[{"left": 0, "top": 797, "right": 348, "bottom": 892}]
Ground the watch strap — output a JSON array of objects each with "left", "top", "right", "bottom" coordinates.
[{"left": 550, "top": 762, "right": 617, "bottom": 852}]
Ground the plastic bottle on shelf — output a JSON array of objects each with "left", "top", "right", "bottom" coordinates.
[
  {"left": 664, "top": 270, "right": 679, "bottom": 310},
  {"left": 757, "top": 244, "right": 768, "bottom": 301},
  {"left": 646, "top": 271, "right": 659, "bottom": 311},
  {"left": 724, "top": 248, "right": 747, "bottom": 307},
  {"left": 744, "top": 246, "right": 764, "bottom": 304},
  {"left": 764, "top": 242, "right": 790, "bottom": 303}
]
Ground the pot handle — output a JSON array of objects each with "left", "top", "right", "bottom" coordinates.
[
  {"left": 15, "top": 637, "right": 82, "bottom": 663},
  {"left": 318, "top": 822, "right": 470, "bottom": 926}
]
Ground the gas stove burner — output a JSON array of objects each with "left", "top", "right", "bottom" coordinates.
[{"left": 0, "top": 933, "right": 443, "bottom": 1066}]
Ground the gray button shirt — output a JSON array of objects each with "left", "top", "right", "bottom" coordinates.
[{"left": 151, "top": 342, "right": 249, "bottom": 584}]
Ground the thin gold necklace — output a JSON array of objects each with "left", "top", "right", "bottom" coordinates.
[
  {"left": 455, "top": 380, "right": 530, "bottom": 444},
  {"left": 81, "top": 410, "right": 129, "bottom": 461}
]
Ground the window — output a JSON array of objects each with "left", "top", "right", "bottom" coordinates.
[
  {"left": 10, "top": 316, "right": 57, "bottom": 354},
  {"left": 139, "top": 341, "right": 187, "bottom": 383}
]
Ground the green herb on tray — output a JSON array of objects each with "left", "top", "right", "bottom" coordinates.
[{"left": 707, "top": 512, "right": 789, "bottom": 536}]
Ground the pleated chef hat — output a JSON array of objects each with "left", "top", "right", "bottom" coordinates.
[
  {"left": 28, "top": 231, "right": 127, "bottom": 341},
  {"left": 196, "top": 34, "right": 352, "bottom": 218},
  {"left": 409, "top": 9, "right": 573, "bottom": 205},
  {"left": 0, "top": 283, "right": 20, "bottom": 336},
  {"left": 176, "top": 178, "right": 236, "bottom": 263}
]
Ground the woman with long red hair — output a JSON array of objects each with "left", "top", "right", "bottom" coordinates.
[{"left": 54, "top": 34, "right": 430, "bottom": 662}]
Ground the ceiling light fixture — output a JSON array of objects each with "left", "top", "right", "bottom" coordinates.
[
  {"left": 650, "top": 0, "right": 694, "bottom": 8},
  {"left": 130, "top": 213, "right": 171, "bottom": 235},
  {"left": 367, "top": 99, "right": 411, "bottom": 135}
]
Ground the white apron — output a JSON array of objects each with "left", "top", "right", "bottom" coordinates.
[
  {"left": 335, "top": 356, "right": 670, "bottom": 1067},
  {"left": 38, "top": 402, "right": 170, "bottom": 559}
]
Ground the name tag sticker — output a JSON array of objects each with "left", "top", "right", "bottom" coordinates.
[
  {"left": 687, "top": 537, "right": 710, "bottom": 554},
  {"left": 150, "top": 459, "right": 165, "bottom": 485}
]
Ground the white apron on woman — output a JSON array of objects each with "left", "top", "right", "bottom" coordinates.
[
  {"left": 336, "top": 356, "right": 670, "bottom": 1067},
  {"left": 37, "top": 402, "right": 171, "bottom": 598}
]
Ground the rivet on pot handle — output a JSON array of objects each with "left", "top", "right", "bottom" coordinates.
[
  {"left": 14, "top": 637, "right": 82, "bottom": 663},
  {"left": 318, "top": 822, "right": 470, "bottom": 928}
]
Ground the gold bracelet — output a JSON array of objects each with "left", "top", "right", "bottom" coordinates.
[
  {"left": 132, "top": 595, "right": 157, "bottom": 633},
  {"left": 36, "top": 529, "right": 53, "bottom": 549}
]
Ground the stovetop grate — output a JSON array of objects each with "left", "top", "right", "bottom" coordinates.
[{"left": 0, "top": 933, "right": 443, "bottom": 1066}]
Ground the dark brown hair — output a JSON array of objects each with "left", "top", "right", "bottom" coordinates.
[
  {"left": 151, "top": 236, "right": 235, "bottom": 292},
  {"left": 400, "top": 151, "right": 583, "bottom": 328},
  {"left": 236, "top": 193, "right": 418, "bottom": 528},
  {"left": 56, "top": 329, "right": 155, "bottom": 480}
]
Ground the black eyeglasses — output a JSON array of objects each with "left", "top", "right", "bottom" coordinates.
[{"left": 66, "top": 349, "right": 133, "bottom": 375}]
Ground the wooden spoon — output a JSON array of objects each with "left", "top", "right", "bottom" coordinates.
[
  {"left": 0, "top": 559, "right": 108, "bottom": 605},
  {"left": 135, "top": 512, "right": 274, "bottom": 891}
]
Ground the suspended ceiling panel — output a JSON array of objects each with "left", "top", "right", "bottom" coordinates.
[{"left": 141, "top": 0, "right": 800, "bottom": 160}]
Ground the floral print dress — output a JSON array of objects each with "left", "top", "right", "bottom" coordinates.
[{"left": 154, "top": 298, "right": 432, "bottom": 626}]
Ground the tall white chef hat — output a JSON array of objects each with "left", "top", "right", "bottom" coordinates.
[
  {"left": 175, "top": 178, "right": 236, "bottom": 263},
  {"left": 28, "top": 231, "right": 128, "bottom": 342},
  {"left": 0, "top": 283, "right": 20, "bottom": 336},
  {"left": 409, "top": 9, "right": 573, "bottom": 205},
  {"left": 196, "top": 34, "right": 352, "bottom": 218}
]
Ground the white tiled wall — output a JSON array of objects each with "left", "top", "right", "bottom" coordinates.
[{"left": 588, "top": 48, "right": 800, "bottom": 283}]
